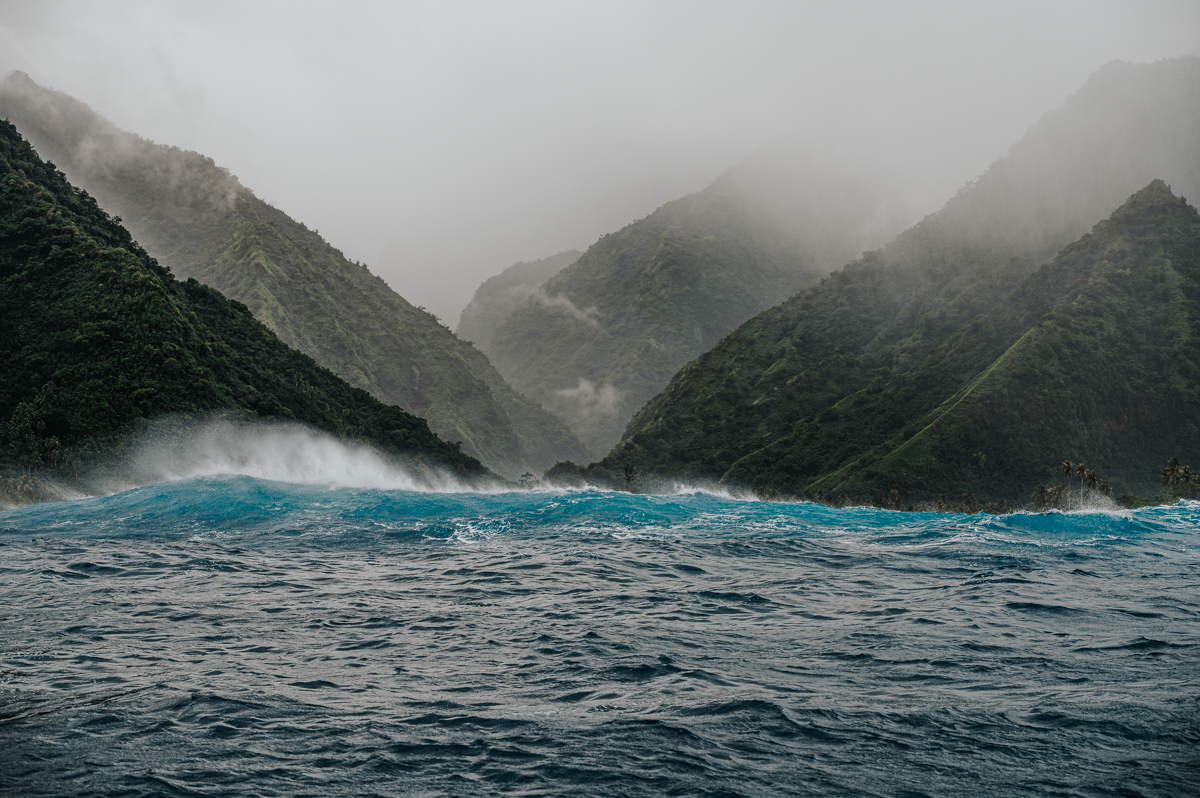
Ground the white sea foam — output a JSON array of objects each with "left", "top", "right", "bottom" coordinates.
[{"left": 119, "top": 417, "right": 500, "bottom": 493}]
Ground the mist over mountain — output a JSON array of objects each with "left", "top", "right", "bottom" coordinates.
[
  {"left": 484, "top": 140, "right": 921, "bottom": 457},
  {"left": 588, "top": 57, "right": 1200, "bottom": 503},
  {"left": 0, "top": 71, "right": 587, "bottom": 477},
  {"left": 457, "top": 250, "right": 580, "bottom": 353},
  {"left": 0, "top": 120, "right": 482, "bottom": 482}
]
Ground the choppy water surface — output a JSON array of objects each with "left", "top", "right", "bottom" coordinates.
[{"left": 1, "top": 476, "right": 1197, "bottom": 796}]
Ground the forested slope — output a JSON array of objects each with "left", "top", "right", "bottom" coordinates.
[
  {"left": 812, "top": 180, "right": 1200, "bottom": 501},
  {"left": 594, "top": 58, "right": 1200, "bottom": 502},
  {"left": 487, "top": 140, "right": 917, "bottom": 456},
  {"left": 725, "top": 182, "right": 1198, "bottom": 502},
  {"left": 0, "top": 71, "right": 585, "bottom": 477},
  {"left": 457, "top": 250, "right": 580, "bottom": 353},
  {"left": 0, "top": 121, "right": 483, "bottom": 480}
]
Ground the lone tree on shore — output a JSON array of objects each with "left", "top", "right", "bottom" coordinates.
[{"left": 622, "top": 463, "right": 637, "bottom": 493}]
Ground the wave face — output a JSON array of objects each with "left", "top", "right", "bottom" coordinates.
[{"left": 1, "top": 476, "right": 1197, "bottom": 796}]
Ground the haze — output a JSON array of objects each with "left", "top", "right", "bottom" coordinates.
[{"left": 1, "top": 0, "right": 1196, "bottom": 324}]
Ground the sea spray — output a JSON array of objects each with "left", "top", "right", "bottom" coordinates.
[{"left": 112, "top": 415, "right": 502, "bottom": 493}]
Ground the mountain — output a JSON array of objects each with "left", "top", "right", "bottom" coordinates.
[
  {"left": 816, "top": 180, "right": 1200, "bottom": 502},
  {"left": 485, "top": 140, "right": 918, "bottom": 457},
  {"left": 686, "top": 180, "right": 1198, "bottom": 503},
  {"left": 0, "top": 71, "right": 586, "bottom": 477},
  {"left": 457, "top": 250, "right": 580, "bottom": 353},
  {"left": 0, "top": 120, "right": 482, "bottom": 482},
  {"left": 596, "top": 58, "right": 1200, "bottom": 503}
]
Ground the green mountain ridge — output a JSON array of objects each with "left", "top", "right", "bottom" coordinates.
[
  {"left": 0, "top": 120, "right": 484, "bottom": 485},
  {"left": 457, "top": 250, "right": 580, "bottom": 353},
  {"left": 487, "top": 140, "right": 920, "bottom": 457},
  {"left": 737, "top": 181, "right": 1200, "bottom": 501},
  {"left": 0, "top": 71, "right": 586, "bottom": 478},
  {"left": 589, "top": 57, "right": 1200, "bottom": 502}
]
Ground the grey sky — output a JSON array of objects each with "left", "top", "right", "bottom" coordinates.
[{"left": 1, "top": 1, "right": 1197, "bottom": 324}]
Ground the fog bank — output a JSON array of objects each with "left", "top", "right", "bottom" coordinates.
[{"left": 0, "top": 1, "right": 1196, "bottom": 322}]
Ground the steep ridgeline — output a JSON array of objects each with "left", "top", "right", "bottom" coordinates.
[
  {"left": 618, "top": 182, "right": 1199, "bottom": 503},
  {"left": 600, "top": 58, "right": 1200, "bottom": 503},
  {"left": 457, "top": 250, "right": 580, "bottom": 354},
  {"left": 0, "top": 121, "right": 483, "bottom": 477},
  {"left": 0, "top": 71, "right": 586, "bottom": 477},
  {"left": 486, "top": 141, "right": 918, "bottom": 457}
]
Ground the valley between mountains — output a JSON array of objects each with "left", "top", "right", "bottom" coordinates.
[{"left": 1, "top": 57, "right": 1197, "bottom": 508}]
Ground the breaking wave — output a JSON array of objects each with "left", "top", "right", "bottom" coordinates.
[{"left": 1, "top": 474, "right": 1196, "bottom": 797}]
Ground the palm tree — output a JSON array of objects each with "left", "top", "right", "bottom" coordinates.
[
  {"left": 1160, "top": 459, "right": 1196, "bottom": 498},
  {"left": 1075, "top": 462, "right": 1088, "bottom": 508},
  {"left": 1162, "top": 457, "right": 1182, "bottom": 492},
  {"left": 885, "top": 489, "right": 900, "bottom": 510},
  {"left": 1061, "top": 460, "right": 1074, "bottom": 510},
  {"left": 1031, "top": 485, "right": 1049, "bottom": 512},
  {"left": 622, "top": 463, "right": 636, "bottom": 493},
  {"left": 1100, "top": 480, "right": 1112, "bottom": 498},
  {"left": 1086, "top": 469, "right": 1098, "bottom": 501}
]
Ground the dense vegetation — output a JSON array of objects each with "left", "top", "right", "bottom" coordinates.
[
  {"left": 591, "top": 182, "right": 1200, "bottom": 503},
  {"left": 457, "top": 250, "right": 580, "bottom": 353},
  {"left": 581, "top": 58, "right": 1200, "bottom": 503},
  {"left": 0, "top": 120, "right": 483, "bottom": 492},
  {"left": 486, "top": 140, "right": 918, "bottom": 457},
  {"left": 0, "top": 71, "right": 585, "bottom": 477},
  {"left": 487, "top": 59, "right": 1200, "bottom": 461}
]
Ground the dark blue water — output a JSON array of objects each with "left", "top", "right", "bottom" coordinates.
[{"left": 1, "top": 475, "right": 1197, "bottom": 796}]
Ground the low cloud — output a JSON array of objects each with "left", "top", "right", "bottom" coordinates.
[
  {"left": 532, "top": 288, "right": 601, "bottom": 327},
  {"left": 554, "top": 378, "right": 623, "bottom": 416}
]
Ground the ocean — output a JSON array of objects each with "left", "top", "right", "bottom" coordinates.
[{"left": 1, "top": 467, "right": 1197, "bottom": 796}]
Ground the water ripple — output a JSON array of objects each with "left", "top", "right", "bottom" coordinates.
[{"left": 1, "top": 477, "right": 1197, "bottom": 796}]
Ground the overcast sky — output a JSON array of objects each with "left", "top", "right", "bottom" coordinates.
[{"left": 1, "top": 0, "right": 1197, "bottom": 324}]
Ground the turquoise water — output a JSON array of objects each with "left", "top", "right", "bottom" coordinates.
[{"left": 2, "top": 475, "right": 1197, "bottom": 796}]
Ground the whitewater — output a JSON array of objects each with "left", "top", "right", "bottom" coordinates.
[{"left": 1, "top": 433, "right": 1197, "bottom": 796}]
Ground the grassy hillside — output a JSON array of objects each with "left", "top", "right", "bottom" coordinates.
[
  {"left": 593, "top": 58, "right": 1200, "bottom": 502},
  {"left": 487, "top": 141, "right": 917, "bottom": 456},
  {"left": 0, "top": 71, "right": 586, "bottom": 477},
  {"left": 457, "top": 250, "right": 580, "bottom": 353},
  {"left": 0, "top": 121, "right": 483, "bottom": 485}
]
